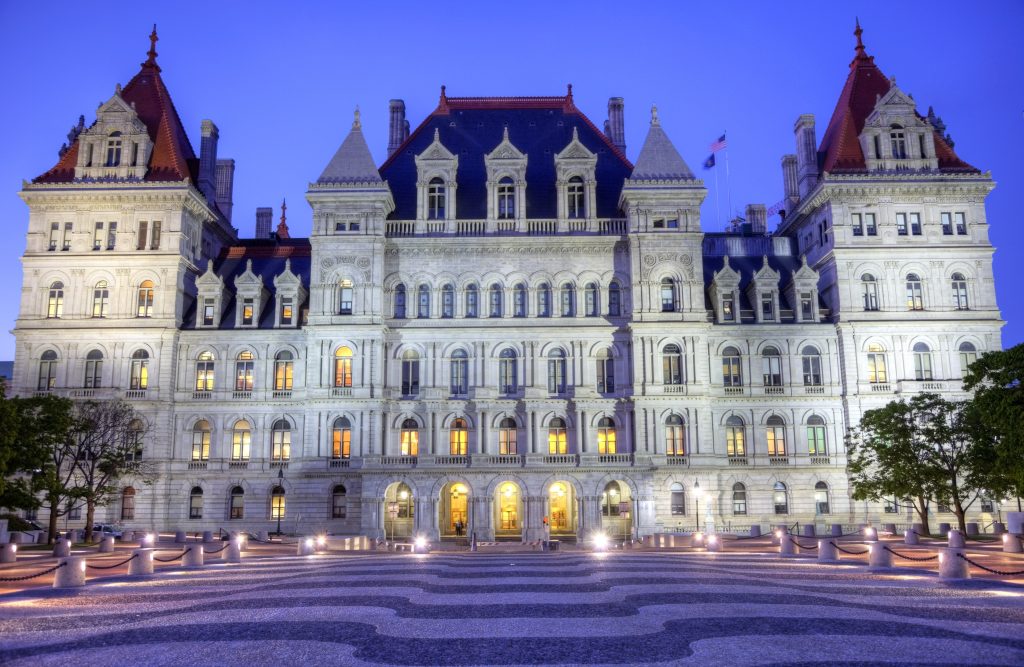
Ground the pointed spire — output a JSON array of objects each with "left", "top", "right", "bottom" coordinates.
[
  {"left": 276, "top": 198, "right": 290, "bottom": 239},
  {"left": 629, "top": 109, "right": 694, "bottom": 181},
  {"left": 851, "top": 18, "right": 871, "bottom": 65},
  {"left": 143, "top": 24, "right": 160, "bottom": 71},
  {"left": 352, "top": 105, "right": 361, "bottom": 129},
  {"left": 317, "top": 107, "right": 384, "bottom": 184}
]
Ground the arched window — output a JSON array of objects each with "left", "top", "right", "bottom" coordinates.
[
  {"left": 130, "top": 350, "right": 149, "bottom": 390},
  {"left": 662, "top": 344, "right": 683, "bottom": 385},
  {"left": 906, "top": 273, "right": 923, "bottom": 311},
  {"left": 449, "top": 418, "right": 468, "bottom": 455},
  {"left": 195, "top": 351, "right": 215, "bottom": 392},
  {"left": 465, "top": 283, "right": 479, "bottom": 318},
  {"left": 722, "top": 346, "right": 742, "bottom": 387},
  {"left": 762, "top": 346, "right": 783, "bottom": 387},
  {"left": 814, "top": 481, "right": 830, "bottom": 515},
  {"left": 596, "top": 347, "right": 615, "bottom": 394},
  {"left": 417, "top": 284, "right": 430, "bottom": 318},
  {"left": 191, "top": 420, "right": 210, "bottom": 461},
  {"left": 400, "top": 418, "right": 419, "bottom": 456},
  {"left": 951, "top": 273, "right": 969, "bottom": 310},
  {"left": 393, "top": 284, "right": 407, "bottom": 319},
  {"left": 136, "top": 280, "right": 154, "bottom": 318},
  {"left": 489, "top": 283, "right": 503, "bottom": 317},
  {"left": 567, "top": 175, "right": 585, "bottom": 218},
  {"left": 84, "top": 349, "right": 103, "bottom": 389},
  {"left": 47, "top": 282, "right": 64, "bottom": 318},
  {"left": 597, "top": 417, "right": 617, "bottom": 454},
  {"left": 450, "top": 349, "right": 468, "bottom": 396},
  {"left": 861, "top": 274, "right": 879, "bottom": 311},
  {"left": 773, "top": 481, "right": 789, "bottom": 515},
  {"left": 670, "top": 483, "right": 686, "bottom": 515},
  {"left": 801, "top": 346, "right": 822, "bottom": 386},
  {"left": 92, "top": 281, "right": 109, "bottom": 318},
  {"left": 889, "top": 124, "right": 907, "bottom": 159},
  {"left": 498, "top": 417, "right": 517, "bottom": 455},
  {"left": 427, "top": 177, "right": 446, "bottom": 219},
  {"left": 497, "top": 177, "right": 515, "bottom": 218},
  {"left": 584, "top": 282, "right": 599, "bottom": 317},
  {"left": 513, "top": 283, "right": 527, "bottom": 317},
  {"left": 332, "top": 484, "right": 347, "bottom": 518},
  {"left": 232, "top": 420, "right": 251, "bottom": 461},
  {"left": 913, "top": 342, "right": 933, "bottom": 381},
  {"left": 126, "top": 419, "right": 144, "bottom": 461},
  {"left": 271, "top": 486, "right": 285, "bottom": 520},
  {"left": 229, "top": 486, "right": 244, "bottom": 519},
  {"left": 441, "top": 283, "right": 455, "bottom": 318},
  {"left": 959, "top": 342, "right": 979, "bottom": 376},
  {"left": 560, "top": 283, "right": 575, "bottom": 317},
  {"left": 235, "top": 350, "right": 255, "bottom": 392},
  {"left": 608, "top": 281, "right": 622, "bottom": 316},
  {"left": 105, "top": 131, "right": 122, "bottom": 166},
  {"left": 766, "top": 415, "right": 786, "bottom": 456},
  {"left": 665, "top": 415, "right": 685, "bottom": 456},
  {"left": 274, "top": 350, "right": 294, "bottom": 391},
  {"left": 726, "top": 416, "right": 745, "bottom": 457},
  {"left": 807, "top": 415, "right": 827, "bottom": 455},
  {"left": 867, "top": 343, "right": 888, "bottom": 384},
  {"left": 37, "top": 350, "right": 58, "bottom": 391},
  {"left": 660, "top": 278, "right": 676, "bottom": 312},
  {"left": 601, "top": 481, "right": 621, "bottom": 516},
  {"left": 547, "top": 349, "right": 567, "bottom": 394},
  {"left": 537, "top": 283, "right": 551, "bottom": 317},
  {"left": 332, "top": 417, "right": 351, "bottom": 459},
  {"left": 271, "top": 419, "right": 291, "bottom": 461},
  {"left": 732, "top": 483, "right": 747, "bottom": 515},
  {"left": 121, "top": 487, "right": 136, "bottom": 520},
  {"left": 548, "top": 417, "right": 567, "bottom": 454},
  {"left": 401, "top": 349, "right": 420, "bottom": 396},
  {"left": 189, "top": 486, "right": 204, "bottom": 519},
  {"left": 339, "top": 279, "right": 354, "bottom": 314},
  {"left": 499, "top": 348, "right": 518, "bottom": 395},
  {"left": 334, "top": 346, "right": 353, "bottom": 388}
]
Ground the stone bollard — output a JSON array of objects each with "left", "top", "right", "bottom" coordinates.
[
  {"left": 9, "top": 533, "right": 25, "bottom": 545},
  {"left": 905, "top": 529, "right": 920, "bottom": 545},
  {"left": 99, "top": 536, "right": 115, "bottom": 553},
  {"left": 128, "top": 548, "right": 153, "bottom": 575},
  {"left": 226, "top": 539, "right": 243, "bottom": 563},
  {"left": 174, "top": 531, "right": 187, "bottom": 544},
  {"left": 1003, "top": 534, "right": 1023, "bottom": 554},
  {"left": 965, "top": 523, "right": 979, "bottom": 537},
  {"left": 182, "top": 545, "right": 204, "bottom": 567},
  {"left": 831, "top": 524, "right": 843, "bottom": 537},
  {"left": 258, "top": 531, "right": 270, "bottom": 542},
  {"left": 818, "top": 539, "right": 839, "bottom": 562},
  {"left": 53, "top": 556, "right": 86, "bottom": 588},
  {"left": 121, "top": 531, "right": 135, "bottom": 543},
  {"left": 802, "top": 525, "right": 816, "bottom": 538},
  {"left": 66, "top": 529, "right": 80, "bottom": 543},
  {"left": 1007, "top": 512, "right": 1024, "bottom": 535},
  {"left": 938, "top": 548, "right": 970, "bottom": 580},
  {"left": 938, "top": 522, "right": 951, "bottom": 536},
  {"left": 202, "top": 531, "right": 214, "bottom": 543},
  {"left": 868, "top": 542, "right": 893, "bottom": 570},
  {"left": 297, "top": 537, "right": 315, "bottom": 556},
  {"left": 779, "top": 533, "right": 796, "bottom": 557},
  {"left": 883, "top": 523, "right": 896, "bottom": 534},
  {"left": 53, "top": 538, "right": 71, "bottom": 557},
  {"left": 1, "top": 543, "right": 16, "bottom": 563},
  {"left": 36, "top": 532, "right": 48, "bottom": 544},
  {"left": 863, "top": 527, "right": 878, "bottom": 542},
  {"left": 748, "top": 525, "right": 761, "bottom": 538},
  {"left": 948, "top": 530, "right": 966, "bottom": 548},
  {"left": 706, "top": 534, "right": 722, "bottom": 552},
  {"left": 993, "top": 522, "right": 1006, "bottom": 536},
  {"left": 912, "top": 522, "right": 925, "bottom": 536}
]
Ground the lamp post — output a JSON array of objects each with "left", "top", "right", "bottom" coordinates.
[
  {"left": 693, "top": 481, "right": 701, "bottom": 532},
  {"left": 275, "top": 467, "right": 284, "bottom": 536}
]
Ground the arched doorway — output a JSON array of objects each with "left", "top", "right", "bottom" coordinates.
[
  {"left": 547, "top": 481, "right": 577, "bottom": 537},
  {"left": 494, "top": 481, "right": 523, "bottom": 539},
  {"left": 600, "top": 480, "right": 633, "bottom": 542},
  {"left": 440, "top": 481, "right": 470, "bottom": 539},
  {"left": 384, "top": 482, "right": 414, "bottom": 540}
]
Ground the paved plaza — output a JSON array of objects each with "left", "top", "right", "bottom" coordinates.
[{"left": 2, "top": 547, "right": 1024, "bottom": 666}]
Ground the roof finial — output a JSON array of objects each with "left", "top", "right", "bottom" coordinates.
[
  {"left": 853, "top": 17, "right": 866, "bottom": 59},
  {"left": 276, "top": 198, "right": 290, "bottom": 239},
  {"left": 145, "top": 24, "right": 159, "bottom": 67},
  {"left": 352, "top": 105, "right": 361, "bottom": 129},
  {"left": 566, "top": 83, "right": 574, "bottom": 105},
  {"left": 651, "top": 104, "right": 660, "bottom": 126},
  {"left": 438, "top": 84, "right": 449, "bottom": 112}
]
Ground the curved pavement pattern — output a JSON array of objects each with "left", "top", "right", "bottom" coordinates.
[{"left": 1, "top": 551, "right": 1024, "bottom": 666}]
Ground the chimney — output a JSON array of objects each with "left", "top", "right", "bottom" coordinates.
[
  {"left": 255, "top": 207, "right": 273, "bottom": 239},
  {"left": 793, "top": 114, "right": 818, "bottom": 199},
  {"left": 198, "top": 120, "right": 219, "bottom": 205},
  {"left": 388, "top": 99, "right": 408, "bottom": 156},
  {"left": 746, "top": 204, "right": 767, "bottom": 235},
  {"left": 781, "top": 154, "right": 799, "bottom": 209},
  {"left": 606, "top": 97, "right": 626, "bottom": 155},
  {"left": 215, "top": 159, "right": 235, "bottom": 223}
]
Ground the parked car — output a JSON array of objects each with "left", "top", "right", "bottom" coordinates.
[{"left": 92, "top": 524, "right": 123, "bottom": 538}]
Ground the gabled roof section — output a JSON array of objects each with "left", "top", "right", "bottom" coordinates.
[
  {"left": 317, "top": 108, "right": 384, "bottom": 185},
  {"left": 629, "top": 106, "right": 694, "bottom": 180},
  {"left": 817, "top": 22, "right": 977, "bottom": 174},
  {"left": 34, "top": 26, "right": 198, "bottom": 184}
]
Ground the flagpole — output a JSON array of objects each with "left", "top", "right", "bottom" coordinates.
[
  {"left": 714, "top": 163, "right": 721, "bottom": 229},
  {"left": 724, "top": 132, "right": 734, "bottom": 224}
]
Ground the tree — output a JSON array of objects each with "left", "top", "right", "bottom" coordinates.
[{"left": 24, "top": 395, "right": 81, "bottom": 544}]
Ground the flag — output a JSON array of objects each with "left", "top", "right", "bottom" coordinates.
[
  {"left": 703, "top": 154, "right": 716, "bottom": 170},
  {"left": 709, "top": 134, "right": 727, "bottom": 153}
]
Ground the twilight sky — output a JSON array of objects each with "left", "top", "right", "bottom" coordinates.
[{"left": 0, "top": 1, "right": 1021, "bottom": 360}]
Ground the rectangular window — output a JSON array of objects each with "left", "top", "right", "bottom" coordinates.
[
  {"left": 760, "top": 295, "right": 774, "bottom": 321},
  {"left": 202, "top": 299, "right": 215, "bottom": 326},
  {"left": 851, "top": 213, "right": 863, "bottom": 236},
  {"left": 137, "top": 221, "right": 148, "bottom": 250},
  {"left": 450, "top": 359, "right": 467, "bottom": 396},
  {"left": 941, "top": 212, "right": 953, "bottom": 235},
  {"left": 955, "top": 212, "right": 967, "bottom": 235},
  {"left": 280, "top": 297, "right": 293, "bottom": 325},
  {"left": 896, "top": 213, "right": 908, "bottom": 236},
  {"left": 762, "top": 356, "right": 782, "bottom": 387},
  {"left": 107, "top": 222, "right": 117, "bottom": 249},
  {"left": 865, "top": 213, "right": 877, "bottom": 236},
  {"left": 93, "top": 222, "right": 103, "bottom": 250},
  {"left": 802, "top": 355, "right": 822, "bottom": 386},
  {"left": 49, "top": 222, "right": 60, "bottom": 251},
  {"left": 653, "top": 218, "right": 664, "bottom": 229},
  {"left": 596, "top": 359, "right": 614, "bottom": 394},
  {"left": 151, "top": 221, "right": 161, "bottom": 250},
  {"left": 241, "top": 298, "right": 255, "bottom": 326},
  {"left": 722, "top": 357, "right": 742, "bottom": 387},
  {"left": 800, "top": 292, "right": 814, "bottom": 321},
  {"left": 722, "top": 296, "right": 735, "bottom": 322},
  {"left": 335, "top": 221, "right": 346, "bottom": 232},
  {"left": 910, "top": 213, "right": 922, "bottom": 235},
  {"left": 548, "top": 358, "right": 566, "bottom": 394},
  {"left": 666, "top": 219, "right": 679, "bottom": 229}
]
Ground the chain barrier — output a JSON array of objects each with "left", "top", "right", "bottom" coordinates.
[
  {"left": 205, "top": 542, "right": 230, "bottom": 555},
  {"left": 831, "top": 542, "right": 869, "bottom": 556},
  {"left": 881, "top": 545, "right": 938, "bottom": 562},
  {"left": 86, "top": 553, "right": 140, "bottom": 570},
  {"left": 956, "top": 553, "right": 1024, "bottom": 577},
  {"left": 0, "top": 561, "right": 67, "bottom": 582},
  {"left": 153, "top": 547, "right": 191, "bottom": 563},
  {"left": 791, "top": 538, "right": 819, "bottom": 550}
]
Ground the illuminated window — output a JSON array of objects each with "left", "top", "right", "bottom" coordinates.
[
  {"left": 662, "top": 344, "right": 683, "bottom": 385},
  {"left": 601, "top": 481, "right": 622, "bottom": 516},
  {"left": 807, "top": 416, "right": 827, "bottom": 455},
  {"left": 195, "top": 352, "right": 215, "bottom": 391},
  {"left": 47, "top": 282, "right": 64, "bottom": 318},
  {"left": 232, "top": 420, "right": 251, "bottom": 461},
  {"left": 92, "top": 281, "right": 109, "bottom": 318},
  {"left": 722, "top": 347, "right": 742, "bottom": 387},
  {"left": 334, "top": 346, "right": 353, "bottom": 388},
  {"left": 332, "top": 417, "right": 351, "bottom": 459},
  {"left": 726, "top": 416, "right": 745, "bottom": 456},
  {"left": 867, "top": 344, "right": 888, "bottom": 383},
  {"left": 547, "top": 417, "right": 567, "bottom": 454},
  {"left": 773, "top": 482, "right": 789, "bottom": 515},
  {"left": 732, "top": 483, "right": 747, "bottom": 515},
  {"left": 191, "top": 420, "right": 211, "bottom": 461},
  {"left": 130, "top": 350, "right": 149, "bottom": 390},
  {"left": 271, "top": 486, "right": 285, "bottom": 519},
  {"left": 449, "top": 418, "right": 468, "bottom": 455},
  {"left": 241, "top": 298, "right": 255, "bottom": 325},
  {"left": 498, "top": 417, "right": 517, "bottom": 455},
  {"left": 766, "top": 415, "right": 786, "bottom": 456},
  {"left": 235, "top": 351, "right": 255, "bottom": 391},
  {"left": 136, "top": 280, "right": 154, "bottom": 318},
  {"left": 906, "top": 274, "right": 923, "bottom": 310},
  {"left": 400, "top": 418, "right": 419, "bottom": 456},
  {"left": 274, "top": 350, "right": 294, "bottom": 391},
  {"left": 597, "top": 417, "right": 617, "bottom": 454},
  {"left": 665, "top": 415, "right": 685, "bottom": 455},
  {"left": 271, "top": 419, "right": 291, "bottom": 461},
  {"left": 959, "top": 342, "right": 978, "bottom": 376}
]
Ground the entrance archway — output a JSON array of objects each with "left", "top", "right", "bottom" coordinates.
[
  {"left": 547, "top": 481, "right": 577, "bottom": 537},
  {"left": 384, "top": 482, "right": 414, "bottom": 540},
  {"left": 600, "top": 480, "right": 633, "bottom": 541},
  {"left": 440, "top": 481, "right": 469, "bottom": 539},
  {"left": 494, "top": 481, "right": 523, "bottom": 539}
]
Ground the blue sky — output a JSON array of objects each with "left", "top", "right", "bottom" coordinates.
[{"left": 0, "top": 1, "right": 1021, "bottom": 359}]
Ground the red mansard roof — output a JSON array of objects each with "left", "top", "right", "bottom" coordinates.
[{"left": 817, "top": 23, "right": 977, "bottom": 174}]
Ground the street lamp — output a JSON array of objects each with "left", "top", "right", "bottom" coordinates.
[
  {"left": 693, "top": 481, "right": 702, "bottom": 532},
  {"left": 275, "top": 467, "right": 284, "bottom": 536}
]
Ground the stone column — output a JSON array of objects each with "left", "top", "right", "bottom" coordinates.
[
  {"left": 636, "top": 494, "right": 657, "bottom": 538},
  {"left": 472, "top": 494, "right": 494, "bottom": 541},
  {"left": 577, "top": 409, "right": 586, "bottom": 454}
]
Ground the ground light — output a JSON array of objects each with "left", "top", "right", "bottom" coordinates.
[
  {"left": 593, "top": 532, "right": 609, "bottom": 551},
  {"left": 414, "top": 536, "right": 427, "bottom": 552},
  {"left": 316, "top": 535, "right": 327, "bottom": 548},
  {"left": 144, "top": 533, "right": 155, "bottom": 546}
]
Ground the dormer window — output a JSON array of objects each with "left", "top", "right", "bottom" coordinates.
[
  {"left": 105, "top": 132, "right": 123, "bottom": 167},
  {"left": 760, "top": 294, "right": 775, "bottom": 321},
  {"left": 889, "top": 125, "right": 907, "bottom": 159},
  {"left": 722, "top": 295, "right": 735, "bottom": 321},
  {"left": 427, "top": 178, "right": 446, "bottom": 220},
  {"left": 567, "top": 176, "right": 585, "bottom": 219},
  {"left": 800, "top": 292, "right": 814, "bottom": 321},
  {"left": 241, "top": 298, "right": 255, "bottom": 325},
  {"left": 497, "top": 178, "right": 515, "bottom": 219},
  {"left": 202, "top": 298, "right": 215, "bottom": 326},
  {"left": 280, "top": 297, "right": 293, "bottom": 325}
]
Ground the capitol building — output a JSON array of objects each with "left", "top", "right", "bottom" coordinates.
[{"left": 10, "top": 25, "right": 1002, "bottom": 542}]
